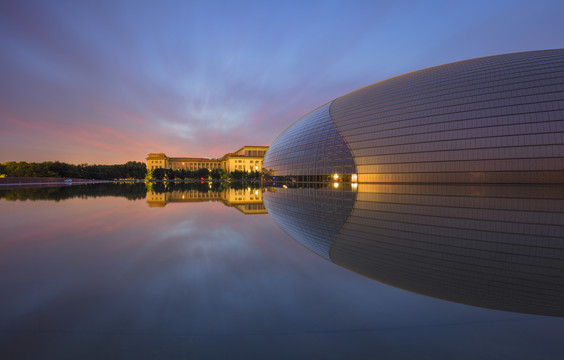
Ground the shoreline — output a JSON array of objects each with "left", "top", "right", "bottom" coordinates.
[{"left": 0, "top": 177, "right": 111, "bottom": 188}]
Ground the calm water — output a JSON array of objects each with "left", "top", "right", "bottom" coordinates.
[{"left": 1, "top": 182, "right": 563, "bottom": 359}]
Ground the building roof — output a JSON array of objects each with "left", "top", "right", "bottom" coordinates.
[
  {"left": 167, "top": 157, "right": 220, "bottom": 162},
  {"left": 147, "top": 145, "right": 269, "bottom": 162}
]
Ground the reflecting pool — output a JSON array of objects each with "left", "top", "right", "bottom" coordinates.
[{"left": 1, "top": 183, "right": 563, "bottom": 359}]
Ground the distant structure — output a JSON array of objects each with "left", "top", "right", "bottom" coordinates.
[
  {"left": 146, "top": 145, "right": 269, "bottom": 173},
  {"left": 263, "top": 49, "right": 564, "bottom": 183}
]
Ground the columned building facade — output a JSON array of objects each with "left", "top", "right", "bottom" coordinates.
[{"left": 146, "top": 145, "right": 268, "bottom": 173}]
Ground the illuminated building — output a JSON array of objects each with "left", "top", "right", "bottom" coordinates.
[
  {"left": 263, "top": 49, "right": 564, "bottom": 183},
  {"left": 146, "top": 145, "right": 269, "bottom": 173}
]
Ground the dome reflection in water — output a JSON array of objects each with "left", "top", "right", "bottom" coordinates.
[{"left": 263, "top": 184, "right": 564, "bottom": 317}]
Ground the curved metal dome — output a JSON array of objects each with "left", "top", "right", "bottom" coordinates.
[{"left": 264, "top": 49, "right": 564, "bottom": 183}]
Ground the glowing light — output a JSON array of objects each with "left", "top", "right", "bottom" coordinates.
[
  {"left": 282, "top": 185, "right": 288, "bottom": 189},
  {"left": 255, "top": 190, "right": 259, "bottom": 195},
  {"left": 333, "top": 182, "right": 339, "bottom": 188},
  {"left": 351, "top": 174, "right": 358, "bottom": 183},
  {"left": 333, "top": 173, "right": 339, "bottom": 180},
  {"left": 352, "top": 183, "right": 358, "bottom": 190}
]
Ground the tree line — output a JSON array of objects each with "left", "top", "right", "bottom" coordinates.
[
  {"left": 0, "top": 160, "right": 266, "bottom": 181},
  {"left": 146, "top": 168, "right": 263, "bottom": 181},
  {"left": 0, "top": 161, "right": 147, "bottom": 180}
]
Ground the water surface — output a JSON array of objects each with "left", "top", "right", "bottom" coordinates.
[{"left": 1, "top": 183, "right": 563, "bottom": 359}]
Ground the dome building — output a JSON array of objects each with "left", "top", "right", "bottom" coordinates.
[{"left": 263, "top": 49, "right": 564, "bottom": 183}]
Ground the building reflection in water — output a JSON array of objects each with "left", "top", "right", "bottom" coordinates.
[
  {"left": 263, "top": 183, "right": 564, "bottom": 317},
  {"left": 146, "top": 183, "right": 268, "bottom": 215}
]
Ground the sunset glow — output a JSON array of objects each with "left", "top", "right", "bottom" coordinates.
[{"left": 1, "top": 0, "right": 563, "bottom": 164}]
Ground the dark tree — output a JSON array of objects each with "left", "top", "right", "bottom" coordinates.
[
  {"left": 195, "top": 168, "right": 210, "bottom": 180},
  {"left": 230, "top": 170, "right": 244, "bottom": 180},
  {"left": 165, "top": 169, "right": 176, "bottom": 180},
  {"left": 0, "top": 160, "right": 147, "bottom": 180},
  {"left": 210, "top": 168, "right": 225, "bottom": 180},
  {"left": 152, "top": 168, "right": 165, "bottom": 180}
]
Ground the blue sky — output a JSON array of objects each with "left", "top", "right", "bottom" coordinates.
[{"left": 1, "top": 0, "right": 563, "bottom": 164}]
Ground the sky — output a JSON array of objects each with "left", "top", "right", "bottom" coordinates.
[{"left": 1, "top": 0, "right": 563, "bottom": 165}]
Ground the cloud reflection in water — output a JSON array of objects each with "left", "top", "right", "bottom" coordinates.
[{"left": 1, "top": 183, "right": 564, "bottom": 358}]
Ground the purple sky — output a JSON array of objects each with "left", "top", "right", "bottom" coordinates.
[{"left": 1, "top": 0, "right": 563, "bottom": 164}]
